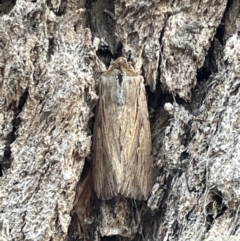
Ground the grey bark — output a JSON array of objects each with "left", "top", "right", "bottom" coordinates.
[{"left": 0, "top": 0, "right": 240, "bottom": 241}]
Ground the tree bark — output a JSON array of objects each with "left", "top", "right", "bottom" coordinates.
[{"left": 1, "top": 0, "right": 240, "bottom": 240}]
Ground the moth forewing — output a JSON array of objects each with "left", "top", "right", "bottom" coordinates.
[{"left": 93, "top": 57, "right": 153, "bottom": 200}]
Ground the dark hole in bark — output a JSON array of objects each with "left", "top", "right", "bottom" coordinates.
[
  {"left": 46, "top": 0, "right": 51, "bottom": 8},
  {"left": 206, "top": 213, "right": 214, "bottom": 231},
  {"left": 212, "top": 190, "right": 227, "bottom": 219},
  {"left": 205, "top": 189, "right": 227, "bottom": 231},
  {"left": 180, "top": 151, "right": 189, "bottom": 162},
  {"left": 197, "top": 37, "right": 216, "bottom": 83},
  {"left": 48, "top": 38, "right": 55, "bottom": 61},
  {"left": 197, "top": 16, "right": 228, "bottom": 83},
  {"left": 3, "top": 90, "right": 29, "bottom": 167},
  {"left": 115, "top": 41, "right": 123, "bottom": 57},
  {"left": 146, "top": 81, "right": 165, "bottom": 109},
  {"left": 3, "top": 142, "right": 12, "bottom": 160},
  {"left": 96, "top": 49, "right": 113, "bottom": 67},
  {"left": 215, "top": 25, "right": 224, "bottom": 45},
  {"left": 197, "top": 40, "right": 213, "bottom": 82},
  {"left": 0, "top": 0, "right": 16, "bottom": 16},
  {"left": 197, "top": 65, "right": 211, "bottom": 82},
  {"left": 226, "top": 0, "right": 234, "bottom": 8}
]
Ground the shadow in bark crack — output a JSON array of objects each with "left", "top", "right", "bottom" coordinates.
[
  {"left": 2, "top": 89, "right": 28, "bottom": 170},
  {"left": 205, "top": 189, "right": 228, "bottom": 231},
  {"left": 0, "top": 0, "right": 16, "bottom": 16},
  {"left": 86, "top": 0, "right": 123, "bottom": 66}
]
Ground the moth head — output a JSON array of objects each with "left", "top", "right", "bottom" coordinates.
[{"left": 109, "top": 57, "right": 139, "bottom": 76}]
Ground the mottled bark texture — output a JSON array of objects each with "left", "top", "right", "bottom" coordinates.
[{"left": 0, "top": 0, "right": 240, "bottom": 241}]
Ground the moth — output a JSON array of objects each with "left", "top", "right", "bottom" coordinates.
[{"left": 93, "top": 57, "right": 152, "bottom": 200}]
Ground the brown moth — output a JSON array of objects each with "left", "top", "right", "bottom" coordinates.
[{"left": 93, "top": 57, "right": 152, "bottom": 200}]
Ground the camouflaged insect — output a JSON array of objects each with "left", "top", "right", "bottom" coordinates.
[{"left": 93, "top": 57, "right": 152, "bottom": 200}]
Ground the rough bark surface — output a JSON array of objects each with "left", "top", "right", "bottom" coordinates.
[{"left": 0, "top": 0, "right": 240, "bottom": 241}]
